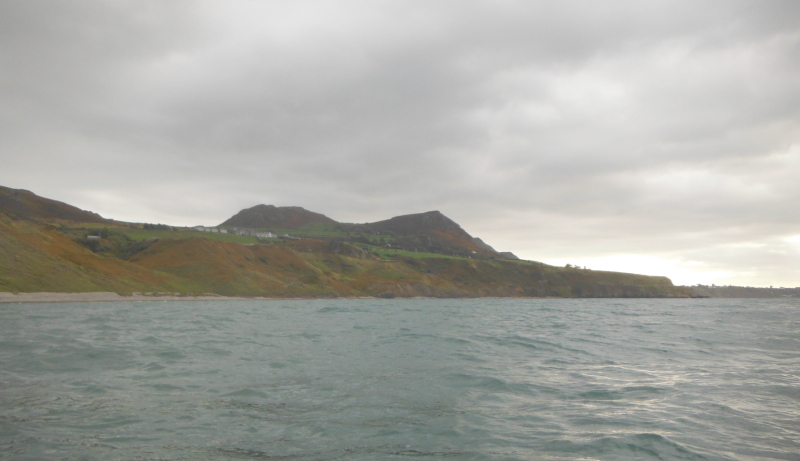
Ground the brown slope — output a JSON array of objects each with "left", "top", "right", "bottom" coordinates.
[
  {"left": 220, "top": 204, "right": 337, "bottom": 229},
  {"left": 128, "top": 237, "right": 356, "bottom": 296},
  {"left": 126, "top": 237, "right": 468, "bottom": 297},
  {"left": 0, "top": 215, "right": 189, "bottom": 293},
  {"left": 125, "top": 236, "right": 689, "bottom": 298},
  {"left": 0, "top": 185, "right": 111, "bottom": 223}
]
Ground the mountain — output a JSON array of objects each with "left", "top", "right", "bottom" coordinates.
[
  {"left": 0, "top": 186, "right": 110, "bottom": 223},
  {"left": 0, "top": 214, "right": 690, "bottom": 298},
  {"left": 219, "top": 207, "right": 515, "bottom": 259},
  {"left": 0, "top": 185, "right": 691, "bottom": 298},
  {"left": 359, "top": 210, "right": 513, "bottom": 259},
  {"left": 219, "top": 204, "right": 336, "bottom": 229}
]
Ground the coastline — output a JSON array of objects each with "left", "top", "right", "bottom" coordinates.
[
  {"left": 1, "top": 292, "right": 700, "bottom": 303},
  {"left": 0, "top": 292, "right": 267, "bottom": 303}
]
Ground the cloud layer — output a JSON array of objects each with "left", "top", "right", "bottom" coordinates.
[{"left": 2, "top": 0, "right": 799, "bottom": 286}]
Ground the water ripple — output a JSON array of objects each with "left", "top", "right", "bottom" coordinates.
[{"left": 0, "top": 298, "right": 798, "bottom": 460}]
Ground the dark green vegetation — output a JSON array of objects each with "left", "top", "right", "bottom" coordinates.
[{"left": 0, "top": 186, "right": 694, "bottom": 297}]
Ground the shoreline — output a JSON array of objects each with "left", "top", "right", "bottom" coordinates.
[
  {"left": 1, "top": 292, "right": 710, "bottom": 303},
  {"left": 0, "top": 292, "right": 282, "bottom": 303}
]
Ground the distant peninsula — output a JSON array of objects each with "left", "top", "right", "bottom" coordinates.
[{"left": 0, "top": 185, "right": 733, "bottom": 299}]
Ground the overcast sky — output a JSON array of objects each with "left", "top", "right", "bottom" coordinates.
[{"left": 2, "top": 0, "right": 799, "bottom": 287}]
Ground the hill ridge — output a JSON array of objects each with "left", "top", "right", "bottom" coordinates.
[
  {"left": 0, "top": 185, "right": 694, "bottom": 298},
  {"left": 219, "top": 204, "right": 336, "bottom": 229},
  {"left": 0, "top": 186, "right": 110, "bottom": 223},
  {"left": 364, "top": 210, "right": 464, "bottom": 234}
]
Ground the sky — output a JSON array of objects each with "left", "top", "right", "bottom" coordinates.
[{"left": 2, "top": 0, "right": 799, "bottom": 287}]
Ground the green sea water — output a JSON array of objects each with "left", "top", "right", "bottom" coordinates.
[{"left": 1, "top": 298, "right": 798, "bottom": 460}]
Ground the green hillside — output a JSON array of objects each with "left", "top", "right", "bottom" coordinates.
[
  {"left": 0, "top": 186, "right": 692, "bottom": 298},
  {"left": 0, "top": 216, "right": 690, "bottom": 298}
]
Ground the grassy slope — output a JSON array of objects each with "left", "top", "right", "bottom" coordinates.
[
  {"left": 128, "top": 238, "right": 689, "bottom": 298},
  {"left": 0, "top": 216, "right": 196, "bottom": 293},
  {"left": 57, "top": 224, "right": 265, "bottom": 245},
  {"left": 1, "top": 216, "right": 690, "bottom": 297},
  {"left": 120, "top": 228, "right": 262, "bottom": 245},
  {"left": 219, "top": 221, "right": 352, "bottom": 240}
]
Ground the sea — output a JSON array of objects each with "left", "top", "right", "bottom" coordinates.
[{"left": 0, "top": 298, "right": 798, "bottom": 461}]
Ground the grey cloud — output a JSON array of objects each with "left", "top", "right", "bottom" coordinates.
[{"left": 1, "top": 0, "right": 799, "bottom": 285}]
